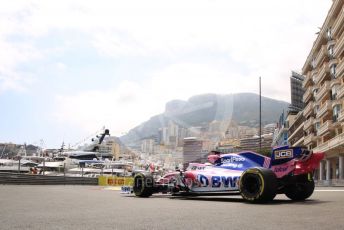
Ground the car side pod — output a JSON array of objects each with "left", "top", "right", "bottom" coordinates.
[
  {"left": 133, "top": 172, "right": 155, "bottom": 197},
  {"left": 239, "top": 167, "right": 277, "bottom": 203}
]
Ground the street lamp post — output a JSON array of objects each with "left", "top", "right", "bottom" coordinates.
[{"left": 259, "top": 77, "right": 262, "bottom": 152}]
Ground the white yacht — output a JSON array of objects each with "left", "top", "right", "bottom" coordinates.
[
  {"left": 0, "top": 159, "right": 38, "bottom": 173},
  {"left": 36, "top": 156, "right": 77, "bottom": 176},
  {"left": 67, "top": 160, "right": 134, "bottom": 177}
]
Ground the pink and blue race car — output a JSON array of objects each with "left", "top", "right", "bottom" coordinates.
[{"left": 126, "top": 146, "right": 324, "bottom": 203}]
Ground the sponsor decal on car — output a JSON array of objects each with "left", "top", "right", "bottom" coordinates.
[
  {"left": 273, "top": 166, "right": 289, "bottom": 173},
  {"left": 197, "top": 174, "right": 240, "bottom": 188},
  {"left": 221, "top": 156, "right": 246, "bottom": 164},
  {"left": 274, "top": 149, "right": 293, "bottom": 159}
]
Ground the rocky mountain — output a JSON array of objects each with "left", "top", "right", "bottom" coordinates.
[{"left": 120, "top": 93, "right": 290, "bottom": 144}]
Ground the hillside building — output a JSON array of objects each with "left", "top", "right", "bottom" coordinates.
[
  {"left": 239, "top": 134, "right": 273, "bottom": 151},
  {"left": 141, "top": 138, "right": 155, "bottom": 154},
  {"left": 182, "top": 137, "right": 203, "bottom": 168}
]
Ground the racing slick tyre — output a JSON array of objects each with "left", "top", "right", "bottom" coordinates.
[
  {"left": 239, "top": 167, "right": 277, "bottom": 203},
  {"left": 285, "top": 180, "right": 315, "bottom": 201},
  {"left": 133, "top": 173, "right": 154, "bottom": 197}
]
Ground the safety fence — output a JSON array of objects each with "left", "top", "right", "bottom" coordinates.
[
  {"left": 315, "top": 179, "right": 344, "bottom": 187},
  {"left": 0, "top": 172, "right": 98, "bottom": 185}
]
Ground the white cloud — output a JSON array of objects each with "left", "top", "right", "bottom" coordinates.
[
  {"left": 51, "top": 60, "right": 293, "bottom": 137},
  {"left": 55, "top": 62, "right": 67, "bottom": 71},
  {"left": 0, "top": 39, "right": 41, "bottom": 93},
  {"left": 53, "top": 81, "right": 158, "bottom": 137},
  {"left": 1, "top": 0, "right": 333, "bottom": 138}
]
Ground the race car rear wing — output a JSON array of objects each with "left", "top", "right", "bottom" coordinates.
[{"left": 270, "top": 146, "right": 324, "bottom": 178}]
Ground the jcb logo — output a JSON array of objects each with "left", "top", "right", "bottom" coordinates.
[{"left": 275, "top": 150, "right": 293, "bottom": 159}]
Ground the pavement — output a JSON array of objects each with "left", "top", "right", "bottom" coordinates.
[{"left": 0, "top": 185, "right": 343, "bottom": 230}]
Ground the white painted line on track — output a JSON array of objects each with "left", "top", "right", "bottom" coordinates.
[
  {"left": 314, "top": 190, "right": 344, "bottom": 192},
  {"left": 103, "top": 187, "right": 121, "bottom": 191}
]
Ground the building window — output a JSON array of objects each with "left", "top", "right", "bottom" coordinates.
[
  {"left": 313, "top": 88, "right": 318, "bottom": 97},
  {"left": 327, "top": 27, "right": 332, "bottom": 40},
  {"left": 333, "top": 105, "right": 342, "bottom": 122},
  {"left": 314, "top": 105, "right": 320, "bottom": 113},
  {"left": 312, "top": 74, "right": 317, "bottom": 83},
  {"left": 328, "top": 45, "right": 334, "bottom": 59},
  {"left": 330, "top": 64, "right": 337, "bottom": 78},
  {"left": 331, "top": 86, "right": 338, "bottom": 100},
  {"left": 315, "top": 122, "right": 321, "bottom": 134},
  {"left": 311, "top": 58, "right": 316, "bottom": 69}
]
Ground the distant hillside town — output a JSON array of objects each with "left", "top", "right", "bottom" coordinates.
[
  {"left": 123, "top": 62, "right": 337, "bottom": 179},
  {"left": 118, "top": 91, "right": 291, "bottom": 169}
]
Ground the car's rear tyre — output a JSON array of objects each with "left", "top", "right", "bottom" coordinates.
[
  {"left": 285, "top": 180, "right": 314, "bottom": 201},
  {"left": 133, "top": 173, "right": 154, "bottom": 197},
  {"left": 239, "top": 167, "right": 277, "bottom": 203}
]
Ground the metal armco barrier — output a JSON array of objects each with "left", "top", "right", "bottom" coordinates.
[{"left": 0, "top": 172, "right": 98, "bottom": 185}]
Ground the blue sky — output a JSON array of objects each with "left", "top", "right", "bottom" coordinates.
[{"left": 0, "top": 0, "right": 332, "bottom": 147}]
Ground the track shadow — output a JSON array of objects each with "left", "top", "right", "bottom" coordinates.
[
  {"left": 169, "top": 196, "right": 330, "bottom": 205},
  {"left": 120, "top": 192, "right": 330, "bottom": 205},
  {"left": 122, "top": 194, "right": 171, "bottom": 199}
]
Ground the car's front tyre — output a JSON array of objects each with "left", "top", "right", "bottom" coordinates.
[{"left": 133, "top": 173, "right": 154, "bottom": 197}]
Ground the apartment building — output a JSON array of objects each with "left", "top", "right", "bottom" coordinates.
[
  {"left": 272, "top": 111, "right": 289, "bottom": 147},
  {"left": 141, "top": 138, "right": 155, "bottom": 154},
  {"left": 288, "top": 111, "right": 305, "bottom": 147},
  {"left": 182, "top": 137, "right": 203, "bottom": 168},
  {"left": 302, "top": 0, "right": 344, "bottom": 182},
  {"left": 287, "top": 70, "right": 306, "bottom": 147},
  {"left": 290, "top": 71, "right": 305, "bottom": 112},
  {"left": 239, "top": 134, "right": 273, "bottom": 151}
]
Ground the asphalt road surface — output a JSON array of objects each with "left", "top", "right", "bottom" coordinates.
[{"left": 0, "top": 185, "right": 343, "bottom": 230}]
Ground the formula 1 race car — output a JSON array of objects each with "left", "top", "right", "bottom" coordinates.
[{"left": 124, "top": 146, "right": 324, "bottom": 203}]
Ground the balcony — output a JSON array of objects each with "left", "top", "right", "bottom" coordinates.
[
  {"left": 337, "top": 85, "right": 344, "bottom": 99},
  {"left": 288, "top": 121, "right": 305, "bottom": 141},
  {"left": 327, "top": 39, "right": 336, "bottom": 49},
  {"left": 332, "top": 99, "right": 342, "bottom": 108},
  {"left": 315, "top": 81, "right": 330, "bottom": 102},
  {"left": 317, "top": 120, "right": 333, "bottom": 136},
  {"left": 339, "top": 110, "right": 344, "bottom": 122},
  {"left": 337, "top": 59, "right": 344, "bottom": 78},
  {"left": 292, "top": 136, "right": 304, "bottom": 147},
  {"left": 304, "top": 117, "right": 315, "bottom": 131},
  {"left": 302, "top": 73, "right": 312, "bottom": 88},
  {"left": 303, "top": 101, "right": 314, "bottom": 118},
  {"left": 315, "top": 45, "right": 328, "bottom": 68},
  {"left": 316, "top": 100, "right": 332, "bottom": 118},
  {"left": 314, "top": 141, "right": 330, "bottom": 153},
  {"left": 302, "top": 57, "right": 313, "bottom": 74},
  {"left": 333, "top": 7, "right": 344, "bottom": 37},
  {"left": 314, "top": 63, "right": 330, "bottom": 85},
  {"left": 328, "top": 0, "right": 342, "bottom": 24},
  {"left": 330, "top": 77, "right": 341, "bottom": 88},
  {"left": 304, "top": 133, "right": 317, "bottom": 145},
  {"left": 303, "top": 87, "right": 313, "bottom": 103},
  {"left": 334, "top": 34, "right": 344, "bottom": 58},
  {"left": 314, "top": 132, "right": 344, "bottom": 153}
]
